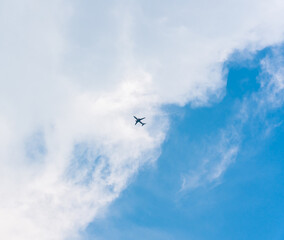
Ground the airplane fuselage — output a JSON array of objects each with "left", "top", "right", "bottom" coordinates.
[{"left": 134, "top": 116, "right": 146, "bottom": 126}]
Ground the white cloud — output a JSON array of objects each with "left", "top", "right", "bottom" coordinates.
[
  {"left": 181, "top": 128, "right": 240, "bottom": 191},
  {"left": 182, "top": 47, "right": 284, "bottom": 191},
  {"left": 260, "top": 49, "right": 284, "bottom": 107},
  {"left": 1, "top": 0, "right": 284, "bottom": 239}
]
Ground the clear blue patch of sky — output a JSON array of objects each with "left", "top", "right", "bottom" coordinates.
[
  {"left": 84, "top": 47, "right": 284, "bottom": 240},
  {"left": 65, "top": 143, "right": 104, "bottom": 186},
  {"left": 25, "top": 130, "right": 47, "bottom": 162}
]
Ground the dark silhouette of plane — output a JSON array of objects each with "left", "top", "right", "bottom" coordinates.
[{"left": 133, "top": 116, "right": 146, "bottom": 126}]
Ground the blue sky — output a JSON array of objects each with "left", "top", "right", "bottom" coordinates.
[
  {"left": 2, "top": 1, "right": 284, "bottom": 239},
  {"left": 84, "top": 47, "right": 284, "bottom": 240}
]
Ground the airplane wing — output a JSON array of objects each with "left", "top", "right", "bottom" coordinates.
[
  {"left": 135, "top": 121, "right": 138, "bottom": 125},
  {"left": 140, "top": 117, "right": 145, "bottom": 120}
]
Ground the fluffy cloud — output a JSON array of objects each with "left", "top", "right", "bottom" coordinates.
[{"left": 1, "top": 0, "right": 284, "bottom": 239}]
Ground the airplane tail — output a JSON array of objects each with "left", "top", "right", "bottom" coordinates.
[{"left": 142, "top": 123, "right": 146, "bottom": 126}]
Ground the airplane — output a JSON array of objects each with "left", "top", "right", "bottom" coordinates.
[{"left": 133, "top": 116, "right": 146, "bottom": 126}]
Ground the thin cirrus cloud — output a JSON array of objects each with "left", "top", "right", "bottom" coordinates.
[
  {"left": 1, "top": 0, "right": 284, "bottom": 239},
  {"left": 182, "top": 47, "right": 284, "bottom": 191}
]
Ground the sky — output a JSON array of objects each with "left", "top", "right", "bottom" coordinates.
[
  {"left": 1, "top": 1, "right": 284, "bottom": 240},
  {"left": 84, "top": 47, "right": 284, "bottom": 240}
]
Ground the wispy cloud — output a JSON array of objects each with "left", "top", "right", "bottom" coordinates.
[
  {"left": 182, "top": 47, "right": 284, "bottom": 191},
  {"left": 181, "top": 126, "right": 240, "bottom": 191},
  {"left": 1, "top": 0, "right": 284, "bottom": 239}
]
